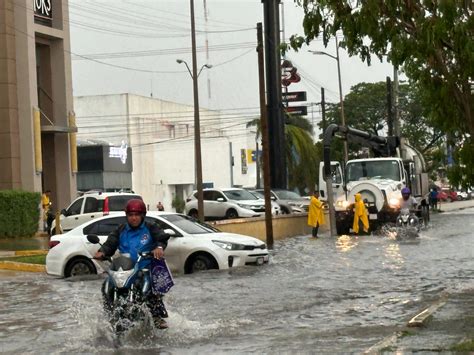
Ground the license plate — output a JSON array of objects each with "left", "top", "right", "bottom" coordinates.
[{"left": 369, "top": 213, "right": 378, "bottom": 220}]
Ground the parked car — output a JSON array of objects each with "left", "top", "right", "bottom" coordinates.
[
  {"left": 456, "top": 190, "right": 471, "bottom": 200},
  {"left": 50, "top": 191, "right": 143, "bottom": 235},
  {"left": 437, "top": 189, "right": 457, "bottom": 202},
  {"left": 185, "top": 188, "right": 266, "bottom": 220},
  {"left": 254, "top": 188, "right": 309, "bottom": 214},
  {"left": 46, "top": 212, "right": 269, "bottom": 278},
  {"left": 246, "top": 190, "right": 281, "bottom": 215}
]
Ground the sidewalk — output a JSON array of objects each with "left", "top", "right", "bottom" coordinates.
[{"left": 366, "top": 289, "right": 474, "bottom": 353}]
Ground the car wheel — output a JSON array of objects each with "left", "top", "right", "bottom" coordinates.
[
  {"left": 457, "top": 195, "right": 463, "bottom": 201},
  {"left": 188, "top": 209, "right": 198, "bottom": 219},
  {"left": 187, "top": 254, "right": 216, "bottom": 274},
  {"left": 281, "top": 207, "right": 290, "bottom": 214},
  {"left": 225, "top": 209, "right": 238, "bottom": 219},
  {"left": 446, "top": 197, "right": 452, "bottom": 203},
  {"left": 65, "top": 258, "right": 96, "bottom": 278}
]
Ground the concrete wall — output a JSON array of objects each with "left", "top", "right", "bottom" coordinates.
[{"left": 211, "top": 212, "right": 329, "bottom": 242}]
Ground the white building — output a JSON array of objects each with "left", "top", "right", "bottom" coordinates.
[{"left": 74, "top": 94, "right": 260, "bottom": 211}]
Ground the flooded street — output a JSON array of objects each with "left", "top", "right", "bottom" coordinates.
[{"left": 1, "top": 207, "right": 473, "bottom": 353}]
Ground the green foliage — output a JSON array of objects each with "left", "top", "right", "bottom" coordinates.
[
  {"left": 171, "top": 195, "right": 185, "bottom": 213},
  {"left": 0, "top": 190, "right": 41, "bottom": 238},
  {"left": 290, "top": 0, "right": 474, "bottom": 170},
  {"left": 0, "top": 254, "right": 46, "bottom": 264},
  {"left": 447, "top": 138, "right": 474, "bottom": 189}
]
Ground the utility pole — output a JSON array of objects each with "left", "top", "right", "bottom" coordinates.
[
  {"left": 393, "top": 66, "right": 400, "bottom": 137},
  {"left": 335, "top": 36, "right": 348, "bottom": 163},
  {"left": 386, "top": 76, "right": 393, "bottom": 136},
  {"left": 257, "top": 22, "right": 274, "bottom": 249},
  {"left": 321, "top": 87, "right": 326, "bottom": 133},
  {"left": 190, "top": 0, "right": 204, "bottom": 222},
  {"left": 262, "top": 0, "right": 286, "bottom": 189}
]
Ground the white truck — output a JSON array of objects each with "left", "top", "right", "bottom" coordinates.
[{"left": 319, "top": 125, "right": 429, "bottom": 235}]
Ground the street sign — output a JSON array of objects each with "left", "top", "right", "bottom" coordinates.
[
  {"left": 282, "top": 91, "right": 307, "bottom": 102},
  {"left": 285, "top": 106, "right": 308, "bottom": 116}
]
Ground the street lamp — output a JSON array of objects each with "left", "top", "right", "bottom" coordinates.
[
  {"left": 176, "top": 58, "right": 212, "bottom": 223},
  {"left": 310, "top": 36, "right": 348, "bottom": 163},
  {"left": 176, "top": 1, "right": 213, "bottom": 223}
]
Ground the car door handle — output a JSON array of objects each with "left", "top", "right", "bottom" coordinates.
[
  {"left": 90, "top": 215, "right": 95, "bottom": 218},
  {"left": 75, "top": 217, "right": 79, "bottom": 220}
]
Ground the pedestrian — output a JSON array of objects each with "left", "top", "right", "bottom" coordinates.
[
  {"left": 157, "top": 201, "right": 164, "bottom": 211},
  {"left": 353, "top": 193, "right": 369, "bottom": 234},
  {"left": 308, "top": 190, "right": 325, "bottom": 238},
  {"left": 41, "top": 190, "right": 53, "bottom": 232},
  {"left": 94, "top": 199, "right": 170, "bottom": 329},
  {"left": 429, "top": 187, "right": 438, "bottom": 211}
]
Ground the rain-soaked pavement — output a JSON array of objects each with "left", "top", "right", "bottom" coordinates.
[{"left": 0, "top": 207, "right": 473, "bottom": 353}]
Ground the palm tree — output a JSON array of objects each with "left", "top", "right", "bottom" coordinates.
[{"left": 247, "top": 113, "right": 319, "bottom": 193}]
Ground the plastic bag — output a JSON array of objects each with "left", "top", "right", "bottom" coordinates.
[{"left": 150, "top": 258, "right": 175, "bottom": 294}]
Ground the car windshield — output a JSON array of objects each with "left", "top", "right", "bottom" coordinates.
[
  {"left": 223, "top": 189, "right": 258, "bottom": 201},
  {"left": 274, "top": 190, "right": 302, "bottom": 200},
  {"left": 160, "top": 214, "right": 218, "bottom": 234},
  {"left": 250, "top": 190, "right": 264, "bottom": 199},
  {"left": 346, "top": 160, "right": 401, "bottom": 182}
]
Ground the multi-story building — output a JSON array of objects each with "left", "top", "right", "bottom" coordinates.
[{"left": 0, "top": 0, "right": 77, "bottom": 211}]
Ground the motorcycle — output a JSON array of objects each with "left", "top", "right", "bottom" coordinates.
[
  {"left": 87, "top": 234, "right": 173, "bottom": 334},
  {"left": 394, "top": 208, "right": 420, "bottom": 240}
]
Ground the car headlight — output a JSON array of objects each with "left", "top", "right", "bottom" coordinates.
[
  {"left": 237, "top": 203, "right": 251, "bottom": 209},
  {"left": 335, "top": 200, "right": 351, "bottom": 209},
  {"left": 212, "top": 240, "right": 246, "bottom": 250},
  {"left": 388, "top": 198, "right": 400, "bottom": 208}
]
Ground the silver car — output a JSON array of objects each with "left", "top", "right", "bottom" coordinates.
[
  {"left": 185, "top": 188, "right": 267, "bottom": 220},
  {"left": 254, "top": 188, "right": 309, "bottom": 214}
]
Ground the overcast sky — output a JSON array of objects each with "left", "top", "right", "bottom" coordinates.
[{"left": 70, "top": 0, "right": 396, "bottom": 126}]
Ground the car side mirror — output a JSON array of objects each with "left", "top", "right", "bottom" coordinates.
[
  {"left": 270, "top": 196, "right": 276, "bottom": 201},
  {"left": 163, "top": 228, "right": 177, "bottom": 237},
  {"left": 216, "top": 197, "right": 225, "bottom": 202},
  {"left": 61, "top": 208, "right": 68, "bottom": 216},
  {"left": 87, "top": 234, "right": 100, "bottom": 244}
]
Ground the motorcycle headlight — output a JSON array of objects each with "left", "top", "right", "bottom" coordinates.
[
  {"left": 110, "top": 269, "right": 134, "bottom": 288},
  {"left": 212, "top": 240, "right": 245, "bottom": 251}
]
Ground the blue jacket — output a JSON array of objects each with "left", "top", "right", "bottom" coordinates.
[{"left": 101, "top": 220, "right": 169, "bottom": 263}]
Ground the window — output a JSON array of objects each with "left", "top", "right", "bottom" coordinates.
[
  {"left": 160, "top": 214, "right": 216, "bottom": 234},
  {"left": 67, "top": 198, "right": 83, "bottom": 216},
  {"left": 83, "top": 217, "right": 127, "bottom": 236},
  {"left": 84, "top": 197, "right": 99, "bottom": 213},
  {"left": 223, "top": 189, "right": 258, "bottom": 201},
  {"left": 108, "top": 195, "right": 142, "bottom": 211},
  {"left": 203, "top": 191, "right": 214, "bottom": 201}
]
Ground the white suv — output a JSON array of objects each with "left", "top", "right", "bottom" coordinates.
[
  {"left": 50, "top": 191, "right": 143, "bottom": 234},
  {"left": 185, "top": 188, "right": 270, "bottom": 220}
]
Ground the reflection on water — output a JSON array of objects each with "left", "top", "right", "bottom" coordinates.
[
  {"left": 335, "top": 234, "right": 359, "bottom": 252},
  {"left": 383, "top": 243, "right": 404, "bottom": 270}
]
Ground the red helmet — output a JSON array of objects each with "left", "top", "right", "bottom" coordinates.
[{"left": 125, "top": 199, "right": 147, "bottom": 215}]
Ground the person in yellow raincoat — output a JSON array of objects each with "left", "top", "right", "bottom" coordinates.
[
  {"left": 353, "top": 193, "right": 369, "bottom": 234},
  {"left": 308, "top": 191, "right": 325, "bottom": 238}
]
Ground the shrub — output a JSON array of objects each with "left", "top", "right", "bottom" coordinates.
[
  {"left": 171, "top": 195, "right": 185, "bottom": 213},
  {"left": 0, "top": 190, "right": 41, "bottom": 237}
]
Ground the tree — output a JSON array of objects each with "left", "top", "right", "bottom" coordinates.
[
  {"left": 288, "top": 1, "right": 473, "bottom": 185},
  {"left": 247, "top": 114, "right": 319, "bottom": 193}
]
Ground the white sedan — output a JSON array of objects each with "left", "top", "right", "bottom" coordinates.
[{"left": 46, "top": 212, "right": 269, "bottom": 278}]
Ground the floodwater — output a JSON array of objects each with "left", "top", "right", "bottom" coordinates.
[{"left": 1, "top": 208, "right": 473, "bottom": 353}]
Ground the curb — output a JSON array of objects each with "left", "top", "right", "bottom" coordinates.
[
  {"left": 14, "top": 250, "right": 48, "bottom": 256},
  {"left": 0, "top": 261, "right": 45, "bottom": 273}
]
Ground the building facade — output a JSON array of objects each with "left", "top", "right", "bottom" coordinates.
[
  {"left": 0, "top": 0, "right": 77, "bottom": 211},
  {"left": 74, "top": 94, "right": 260, "bottom": 211}
]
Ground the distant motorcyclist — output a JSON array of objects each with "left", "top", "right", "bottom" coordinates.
[
  {"left": 94, "top": 199, "right": 170, "bottom": 329},
  {"left": 400, "top": 187, "right": 417, "bottom": 211}
]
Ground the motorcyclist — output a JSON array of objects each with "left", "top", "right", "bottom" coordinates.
[
  {"left": 400, "top": 187, "right": 418, "bottom": 211},
  {"left": 94, "top": 199, "right": 170, "bottom": 329}
]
